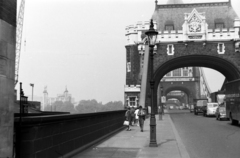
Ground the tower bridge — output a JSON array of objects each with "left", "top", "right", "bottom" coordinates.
[
  {"left": 124, "top": 0, "right": 240, "bottom": 113},
  {"left": 0, "top": 0, "right": 240, "bottom": 157}
]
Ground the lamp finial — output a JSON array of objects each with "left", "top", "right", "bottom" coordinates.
[{"left": 150, "top": 19, "right": 154, "bottom": 30}]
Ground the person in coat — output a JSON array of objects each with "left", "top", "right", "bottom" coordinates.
[{"left": 138, "top": 106, "right": 145, "bottom": 132}]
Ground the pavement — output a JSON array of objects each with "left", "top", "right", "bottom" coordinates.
[{"left": 71, "top": 112, "right": 190, "bottom": 158}]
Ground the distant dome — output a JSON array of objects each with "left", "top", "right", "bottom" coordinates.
[{"left": 167, "top": 0, "right": 183, "bottom": 4}]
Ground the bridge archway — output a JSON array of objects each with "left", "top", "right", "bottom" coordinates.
[
  {"left": 154, "top": 55, "right": 240, "bottom": 82},
  {"left": 153, "top": 54, "right": 240, "bottom": 111},
  {"left": 166, "top": 91, "right": 188, "bottom": 105},
  {"left": 165, "top": 98, "right": 181, "bottom": 109},
  {"left": 167, "top": 96, "right": 184, "bottom": 104}
]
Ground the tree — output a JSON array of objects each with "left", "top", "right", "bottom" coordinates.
[
  {"left": 45, "top": 101, "right": 77, "bottom": 114},
  {"left": 61, "top": 101, "right": 78, "bottom": 113},
  {"left": 75, "top": 100, "right": 123, "bottom": 113}
]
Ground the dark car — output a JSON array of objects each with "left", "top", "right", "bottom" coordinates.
[{"left": 194, "top": 100, "right": 208, "bottom": 115}]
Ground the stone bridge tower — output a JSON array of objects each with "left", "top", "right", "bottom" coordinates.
[
  {"left": 0, "top": 0, "right": 16, "bottom": 157},
  {"left": 124, "top": 0, "right": 240, "bottom": 112}
]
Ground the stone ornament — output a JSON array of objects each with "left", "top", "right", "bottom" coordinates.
[
  {"left": 183, "top": 8, "right": 208, "bottom": 41},
  {"left": 189, "top": 14, "right": 202, "bottom": 33}
]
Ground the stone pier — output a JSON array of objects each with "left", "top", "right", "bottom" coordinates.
[{"left": 0, "top": 0, "right": 16, "bottom": 157}]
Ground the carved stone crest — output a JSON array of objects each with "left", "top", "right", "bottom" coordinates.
[
  {"left": 184, "top": 8, "right": 207, "bottom": 40},
  {"left": 189, "top": 14, "right": 201, "bottom": 33}
]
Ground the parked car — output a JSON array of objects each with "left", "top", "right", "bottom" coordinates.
[
  {"left": 215, "top": 103, "right": 229, "bottom": 120},
  {"left": 194, "top": 100, "right": 207, "bottom": 115},
  {"left": 203, "top": 102, "right": 218, "bottom": 117}
]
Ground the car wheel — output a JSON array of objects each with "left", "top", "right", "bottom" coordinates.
[
  {"left": 231, "top": 119, "right": 238, "bottom": 125},
  {"left": 230, "top": 114, "right": 239, "bottom": 125}
]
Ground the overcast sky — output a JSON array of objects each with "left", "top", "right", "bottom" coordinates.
[{"left": 16, "top": 0, "right": 240, "bottom": 103}]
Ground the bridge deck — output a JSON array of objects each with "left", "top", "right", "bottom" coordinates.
[{"left": 71, "top": 113, "right": 190, "bottom": 158}]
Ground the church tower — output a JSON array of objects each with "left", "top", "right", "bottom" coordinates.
[
  {"left": 43, "top": 86, "right": 48, "bottom": 111},
  {"left": 64, "top": 86, "right": 68, "bottom": 98}
]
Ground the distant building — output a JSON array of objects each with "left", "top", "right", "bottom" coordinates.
[
  {"left": 56, "top": 87, "right": 72, "bottom": 102},
  {"left": 42, "top": 87, "right": 75, "bottom": 111}
]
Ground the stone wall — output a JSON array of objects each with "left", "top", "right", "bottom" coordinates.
[
  {"left": 125, "top": 45, "right": 140, "bottom": 86},
  {"left": 0, "top": 0, "right": 16, "bottom": 157},
  {"left": 14, "top": 110, "right": 126, "bottom": 158}
]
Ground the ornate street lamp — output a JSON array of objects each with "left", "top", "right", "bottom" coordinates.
[
  {"left": 145, "top": 19, "right": 158, "bottom": 147},
  {"left": 30, "top": 83, "right": 34, "bottom": 101}
]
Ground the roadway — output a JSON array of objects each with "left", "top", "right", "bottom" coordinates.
[{"left": 168, "top": 109, "right": 240, "bottom": 158}]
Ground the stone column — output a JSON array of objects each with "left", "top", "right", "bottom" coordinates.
[{"left": 0, "top": 1, "right": 16, "bottom": 157}]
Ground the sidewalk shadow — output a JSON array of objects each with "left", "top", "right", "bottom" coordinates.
[{"left": 157, "top": 139, "right": 176, "bottom": 146}]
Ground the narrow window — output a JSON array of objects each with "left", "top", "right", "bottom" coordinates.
[
  {"left": 127, "top": 62, "right": 131, "bottom": 72},
  {"left": 183, "top": 67, "right": 188, "bottom": 76},
  {"left": 169, "top": 45, "right": 172, "bottom": 54},
  {"left": 219, "top": 43, "right": 223, "bottom": 52}
]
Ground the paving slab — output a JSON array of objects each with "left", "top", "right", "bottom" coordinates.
[{"left": 71, "top": 113, "right": 190, "bottom": 158}]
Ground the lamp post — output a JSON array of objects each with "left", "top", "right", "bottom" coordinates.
[
  {"left": 159, "top": 85, "right": 163, "bottom": 120},
  {"left": 160, "top": 85, "right": 164, "bottom": 115},
  {"left": 30, "top": 83, "right": 34, "bottom": 101},
  {"left": 145, "top": 19, "right": 158, "bottom": 147}
]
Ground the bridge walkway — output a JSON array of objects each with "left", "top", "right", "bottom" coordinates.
[{"left": 71, "top": 112, "right": 190, "bottom": 158}]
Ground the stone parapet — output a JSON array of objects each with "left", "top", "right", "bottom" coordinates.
[
  {"left": 14, "top": 110, "right": 126, "bottom": 158},
  {"left": 126, "top": 21, "right": 239, "bottom": 46},
  {"left": 124, "top": 85, "right": 141, "bottom": 93}
]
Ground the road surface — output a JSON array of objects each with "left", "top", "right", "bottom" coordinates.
[{"left": 168, "top": 110, "right": 240, "bottom": 158}]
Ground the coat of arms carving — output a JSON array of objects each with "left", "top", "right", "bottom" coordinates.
[
  {"left": 189, "top": 14, "right": 201, "bottom": 33},
  {"left": 185, "top": 8, "right": 206, "bottom": 35}
]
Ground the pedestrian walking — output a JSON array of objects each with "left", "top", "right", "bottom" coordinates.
[
  {"left": 138, "top": 106, "right": 146, "bottom": 132},
  {"left": 125, "top": 107, "right": 131, "bottom": 131},
  {"left": 134, "top": 107, "right": 139, "bottom": 126},
  {"left": 130, "top": 107, "right": 135, "bottom": 126}
]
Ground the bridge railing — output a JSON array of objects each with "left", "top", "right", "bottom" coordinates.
[{"left": 14, "top": 110, "right": 126, "bottom": 158}]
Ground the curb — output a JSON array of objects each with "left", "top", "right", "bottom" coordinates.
[{"left": 167, "top": 114, "right": 190, "bottom": 158}]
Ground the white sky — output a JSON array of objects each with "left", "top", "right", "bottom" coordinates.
[{"left": 16, "top": 0, "right": 240, "bottom": 103}]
